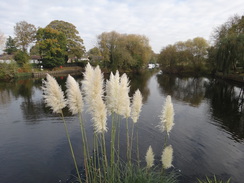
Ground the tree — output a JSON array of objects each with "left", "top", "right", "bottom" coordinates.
[
  {"left": 88, "top": 47, "right": 102, "bottom": 63},
  {"left": 14, "top": 21, "right": 36, "bottom": 52},
  {"left": 211, "top": 14, "right": 244, "bottom": 74},
  {"left": 47, "top": 20, "right": 85, "bottom": 60},
  {"left": 97, "top": 31, "right": 152, "bottom": 70},
  {"left": 158, "top": 37, "right": 209, "bottom": 71},
  {"left": 4, "top": 36, "right": 18, "bottom": 54},
  {"left": 0, "top": 31, "right": 5, "bottom": 50},
  {"left": 36, "top": 27, "right": 67, "bottom": 68},
  {"left": 158, "top": 44, "right": 177, "bottom": 69},
  {"left": 14, "top": 50, "right": 30, "bottom": 66}
]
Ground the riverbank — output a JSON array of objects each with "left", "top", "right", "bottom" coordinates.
[
  {"left": 32, "top": 66, "right": 83, "bottom": 78},
  {"left": 161, "top": 66, "right": 244, "bottom": 85},
  {"left": 215, "top": 72, "right": 244, "bottom": 85}
]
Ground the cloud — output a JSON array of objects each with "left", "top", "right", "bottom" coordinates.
[{"left": 0, "top": 0, "right": 243, "bottom": 53}]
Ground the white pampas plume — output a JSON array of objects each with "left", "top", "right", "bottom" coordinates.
[
  {"left": 159, "top": 95, "right": 174, "bottom": 135},
  {"left": 66, "top": 75, "right": 83, "bottom": 115},
  {"left": 161, "top": 145, "right": 173, "bottom": 169},
  {"left": 145, "top": 145, "right": 154, "bottom": 168},
  {"left": 91, "top": 96, "right": 108, "bottom": 133},
  {"left": 118, "top": 73, "right": 131, "bottom": 118},
  {"left": 42, "top": 74, "right": 66, "bottom": 113},
  {"left": 82, "top": 62, "right": 94, "bottom": 107},
  {"left": 82, "top": 64, "right": 107, "bottom": 133},
  {"left": 131, "top": 89, "right": 143, "bottom": 123},
  {"left": 106, "top": 71, "right": 120, "bottom": 115}
]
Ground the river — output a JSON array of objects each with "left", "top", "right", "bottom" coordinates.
[{"left": 0, "top": 71, "right": 243, "bottom": 183}]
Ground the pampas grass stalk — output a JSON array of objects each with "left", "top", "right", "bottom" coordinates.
[
  {"left": 66, "top": 75, "right": 92, "bottom": 182},
  {"left": 42, "top": 74, "right": 82, "bottom": 183},
  {"left": 129, "top": 89, "right": 143, "bottom": 163},
  {"left": 43, "top": 64, "right": 179, "bottom": 183}
]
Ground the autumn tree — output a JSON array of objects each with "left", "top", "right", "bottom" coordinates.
[
  {"left": 158, "top": 44, "right": 177, "bottom": 69},
  {"left": 47, "top": 20, "right": 85, "bottom": 60},
  {"left": 4, "top": 36, "right": 18, "bottom": 54},
  {"left": 14, "top": 21, "right": 36, "bottom": 52},
  {"left": 158, "top": 37, "right": 209, "bottom": 73},
  {"left": 97, "top": 31, "right": 152, "bottom": 70},
  {"left": 36, "top": 27, "right": 67, "bottom": 68}
]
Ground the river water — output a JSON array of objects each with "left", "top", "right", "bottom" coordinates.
[{"left": 0, "top": 71, "right": 243, "bottom": 183}]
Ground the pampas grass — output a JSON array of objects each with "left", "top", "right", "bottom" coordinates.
[
  {"left": 159, "top": 95, "right": 174, "bottom": 135},
  {"left": 42, "top": 64, "right": 178, "bottom": 183},
  {"left": 66, "top": 74, "right": 83, "bottom": 114},
  {"left": 43, "top": 74, "right": 82, "bottom": 183},
  {"left": 131, "top": 89, "right": 143, "bottom": 123},
  {"left": 42, "top": 74, "right": 66, "bottom": 113},
  {"left": 145, "top": 145, "right": 154, "bottom": 169},
  {"left": 162, "top": 145, "right": 174, "bottom": 169}
]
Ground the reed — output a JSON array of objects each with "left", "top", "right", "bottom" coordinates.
[{"left": 42, "top": 64, "right": 178, "bottom": 183}]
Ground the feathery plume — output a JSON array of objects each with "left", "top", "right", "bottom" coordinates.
[
  {"left": 118, "top": 73, "right": 131, "bottom": 118},
  {"left": 82, "top": 62, "right": 94, "bottom": 106},
  {"left": 82, "top": 64, "right": 107, "bottom": 133},
  {"left": 106, "top": 71, "right": 120, "bottom": 115},
  {"left": 91, "top": 96, "right": 108, "bottom": 133},
  {"left": 42, "top": 74, "right": 66, "bottom": 113},
  {"left": 159, "top": 95, "right": 174, "bottom": 135},
  {"left": 161, "top": 145, "right": 173, "bottom": 169},
  {"left": 66, "top": 75, "right": 83, "bottom": 115},
  {"left": 131, "top": 89, "right": 143, "bottom": 123},
  {"left": 145, "top": 145, "right": 154, "bottom": 168}
]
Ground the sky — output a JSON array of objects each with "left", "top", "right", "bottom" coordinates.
[{"left": 0, "top": 0, "right": 243, "bottom": 53}]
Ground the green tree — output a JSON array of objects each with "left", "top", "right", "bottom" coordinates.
[
  {"left": 158, "top": 37, "right": 209, "bottom": 72},
  {"left": 36, "top": 27, "right": 67, "bottom": 68},
  {"left": 188, "top": 37, "right": 209, "bottom": 68},
  {"left": 47, "top": 20, "right": 85, "bottom": 60},
  {"left": 30, "top": 44, "right": 40, "bottom": 56},
  {"left": 88, "top": 47, "right": 102, "bottom": 63},
  {"left": 158, "top": 44, "right": 178, "bottom": 69},
  {"left": 14, "top": 21, "right": 36, "bottom": 52},
  {"left": 4, "top": 36, "right": 18, "bottom": 54},
  {"left": 14, "top": 50, "right": 30, "bottom": 66},
  {"left": 211, "top": 14, "right": 244, "bottom": 74}
]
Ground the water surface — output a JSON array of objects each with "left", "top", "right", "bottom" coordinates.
[{"left": 0, "top": 71, "right": 243, "bottom": 183}]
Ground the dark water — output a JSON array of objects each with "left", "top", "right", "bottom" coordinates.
[{"left": 0, "top": 71, "right": 243, "bottom": 183}]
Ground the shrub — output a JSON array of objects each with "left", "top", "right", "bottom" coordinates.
[{"left": 14, "top": 50, "right": 30, "bottom": 66}]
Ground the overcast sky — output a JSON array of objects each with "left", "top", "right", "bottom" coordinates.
[{"left": 0, "top": 0, "right": 243, "bottom": 53}]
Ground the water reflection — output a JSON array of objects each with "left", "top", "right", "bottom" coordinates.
[
  {"left": 156, "top": 73, "right": 244, "bottom": 141},
  {"left": 156, "top": 73, "right": 208, "bottom": 106},
  {"left": 205, "top": 79, "right": 244, "bottom": 141}
]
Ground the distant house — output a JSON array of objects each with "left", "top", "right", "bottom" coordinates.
[
  {"left": 30, "top": 55, "right": 41, "bottom": 64},
  {"left": 0, "top": 54, "right": 14, "bottom": 63},
  {"left": 0, "top": 54, "right": 42, "bottom": 64}
]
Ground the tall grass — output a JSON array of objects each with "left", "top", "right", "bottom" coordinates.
[{"left": 42, "top": 63, "right": 178, "bottom": 183}]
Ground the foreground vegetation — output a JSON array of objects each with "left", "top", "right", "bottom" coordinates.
[{"left": 42, "top": 63, "right": 178, "bottom": 183}]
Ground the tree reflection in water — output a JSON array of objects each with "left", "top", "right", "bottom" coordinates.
[
  {"left": 156, "top": 73, "right": 244, "bottom": 141},
  {"left": 156, "top": 73, "right": 208, "bottom": 107},
  {"left": 205, "top": 79, "right": 244, "bottom": 141}
]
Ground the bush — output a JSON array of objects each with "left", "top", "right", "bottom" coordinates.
[
  {"left": 0, "top": 61, "right": 18, "bottom": 80},
  {"left": 14, "top": 50, "right": 30, "bottom": 66}
]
